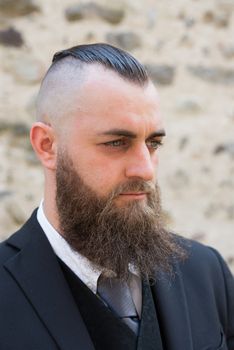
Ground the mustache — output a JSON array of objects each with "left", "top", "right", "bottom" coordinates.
[{"left": 110, "top": 180, "right": 156, "bottom": 199}]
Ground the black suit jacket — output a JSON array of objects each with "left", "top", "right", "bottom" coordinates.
[{"left": 0, "top": 210, "right": 234, "bottom": 350}]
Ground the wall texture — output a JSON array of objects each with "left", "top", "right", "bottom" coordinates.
[{"left": 0, "top": 0, "right": 234, "bottom": 271}]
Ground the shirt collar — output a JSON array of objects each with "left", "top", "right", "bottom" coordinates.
[
  {"left": 37, "top": 201, "right": 140, "bottom": 291},
  {"left": 37, "top": 201, "right": 102, "bottom": 293}
]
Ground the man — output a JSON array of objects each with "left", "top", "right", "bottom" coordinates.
[{"left": 0, "top": 43, "right": 233, "bottom": 350}]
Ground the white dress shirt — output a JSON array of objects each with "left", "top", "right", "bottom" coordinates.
[{"left": 37, "top": 201, "right": 142, "bottom": 317}]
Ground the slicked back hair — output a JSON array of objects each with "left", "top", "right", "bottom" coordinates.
[{"left": 51, "top": 43, "right": 149, "bottom": 86}]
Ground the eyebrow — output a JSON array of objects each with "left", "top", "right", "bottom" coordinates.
[{"left": 97, "top": 128, "right": 166, "bottom": 139}]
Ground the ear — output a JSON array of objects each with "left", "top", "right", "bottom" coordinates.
[{"left": 30, "top": 122, "right": 57, "bottom": 170}]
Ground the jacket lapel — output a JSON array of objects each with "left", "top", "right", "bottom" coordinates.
[
  {"left": 151, "top": 264, "right": 194, "bottom": 350},
  {"left": 4, "top": 212, "right": 95, "bottom": 350}
]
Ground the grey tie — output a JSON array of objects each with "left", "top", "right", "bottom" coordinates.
[{"left": 97, "top": 275, "right": 140, "bottom": 335}]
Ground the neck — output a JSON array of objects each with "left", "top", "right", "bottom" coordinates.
[{"left": 43, "top": 176, "right": 60, "bottom": 232}]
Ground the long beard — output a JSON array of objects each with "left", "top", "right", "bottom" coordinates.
[{"left": 56, "top": 151, "right": 186, "bottom": 282}]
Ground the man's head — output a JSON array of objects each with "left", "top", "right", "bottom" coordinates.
[{"left": 31, "top": 43, "right": 185, "bottom": 280}]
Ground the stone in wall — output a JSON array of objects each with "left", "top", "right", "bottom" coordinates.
[
  {"left": 218, "top": 42, "right": 234, "bottom": 59},
  {"left": 5, "top": 200, "right": 27, "bottom": 226},
  {"left": 145, "top": 64, "right": 175, "bottom": 85},
  {"left": 26, "top": 94, "right": 37, "bottom": 119},
  {"left": 175, "top": 95, "right": 203, "bottom": 114},
  {"left": 202, "top": 9, "right": 230, "bottom": 27},
  {"left": 204, "top": 202, "right": 234, "bottom": 220},
  {"left": 106, "top": 32, "right": 141, "bottom": 51},
  {"left": 4, "top": 54, "right": 45, "bottom": 84},
  {"left": 0, "top": 191, "right": 12, "bottom": 200},
  {"left": 214, "top": 11, "right": 230, "bottom": 27},
  {"left": 0, "top": 27, "right": 24, "bottom": 47},
  {"left": 178, "top": 11, "right": 196, "bottom": 28},
  {"left": 0, "top": 122, "right": 37, "bottom": 166},
  {"left": 179, "top": 34, "right": 194, "bottom": 48},
  {"left": 215, "top": 0, "right": 234, "bottom": 12},
  {"left": 167, "top": 169, "right": 190, "bottom": 190},
  {"left": 213, "top": 142, "right": 234, "bottom": 156},
  {"left": 0, "top": 0, "right": 40, "bottom": 17},
  {"left": 202, "top": 10, "right": 214, "bottom": 23},
  {"left": 187, "top": 65, "right": 234, "bottom": 85},
  {"left": 0, "top": 121, "right": 30, "bottom": 137},
  {"left": 190, "top": 231, "right": 206, "bottom": 242},
  {"left": 178, "top": 137, "right": 189, "bottom": 151},
  {"left": 227, "top": 256, "right": 234, "bottom": 267},
  {"left": 65, "top": 2, "right": 125, "bottom": 25}
]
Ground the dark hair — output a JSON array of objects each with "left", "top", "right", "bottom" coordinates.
[{"left": 52, "top": 43, "right": 148, "bottom": 85}]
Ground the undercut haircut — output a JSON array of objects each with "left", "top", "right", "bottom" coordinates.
[
  {"left": 52, "top": 43, "right": 148, "bottom": 86},
  {"left": 36, "top": 43, "right": 149, "bottom": 124}
]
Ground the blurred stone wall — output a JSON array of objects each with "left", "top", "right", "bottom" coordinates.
[{"left": 0, "top": 0, "right": 233, "bottom": 271}]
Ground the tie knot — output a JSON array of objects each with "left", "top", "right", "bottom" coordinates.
[{"left": 97, "top": 275, "right": 137, "bottom": 318}]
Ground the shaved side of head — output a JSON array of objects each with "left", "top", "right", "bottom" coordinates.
[
  {"left": 36, "top": 43, "right": 149, "bottom": 132},
  {"left": 36, "top": 57, "right": 87, "bottom": 129}
]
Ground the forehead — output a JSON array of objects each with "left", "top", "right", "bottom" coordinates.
[{"left": 69, "top": 65, "right": 163, "bottom": 134}]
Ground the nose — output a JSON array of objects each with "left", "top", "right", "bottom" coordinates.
[{"left": 125, "top": 145, "right": 156, "bottom": 182}]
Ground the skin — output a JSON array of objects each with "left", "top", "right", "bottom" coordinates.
[{"left": 30, "top": 64, "right": 165, "bottom": 231}]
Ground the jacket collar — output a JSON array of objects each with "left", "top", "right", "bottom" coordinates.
[{"left": 4, "top": 210, "right": 95, "bottom": 350}]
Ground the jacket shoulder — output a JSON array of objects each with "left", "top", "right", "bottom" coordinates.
[
  {"left": 176, "top": 236, "right": 234, "bottom": 345},
  {"left": 177, "top": 236, "right": 231, "bottom": 276},
  {"left": 0, "top": 209, "right": 39, "bottom": 265}
]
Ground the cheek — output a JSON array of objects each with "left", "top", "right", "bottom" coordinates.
[
  {"left": 153, "top": 154, "right": 160, "bottom": 176},
  {"left": 76, "top": 155, "right": 123, "bottom": 196},
  {"left": 154, "top": 154, "right": 159, "bottom": 166}
]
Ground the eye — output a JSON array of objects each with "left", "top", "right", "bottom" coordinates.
[
  {"left": 146, "top": 139, "right": 163, "bottom": 150},
  {"left": 103, "top": 139, "right": 127, "bottom": 147}
]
